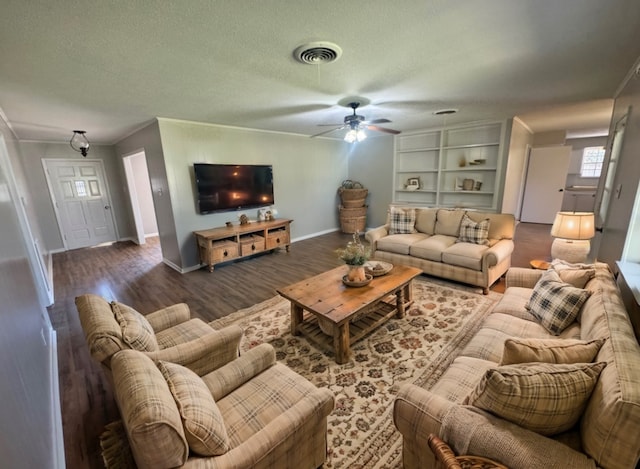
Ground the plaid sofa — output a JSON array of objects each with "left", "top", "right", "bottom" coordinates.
[
  {"left": 393, "top": 263, "right": 640, "bottom": 469},
  {"left": 365, "top": 207, "right": 515, "bottom": 294}
]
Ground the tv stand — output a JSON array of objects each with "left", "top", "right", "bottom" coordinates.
[{"left": 194, "top": 219, "right": 292, "bottom": 272}]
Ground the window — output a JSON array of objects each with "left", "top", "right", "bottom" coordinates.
[{"left": 580, "top": 146, "right": 605, "bottom": 178}]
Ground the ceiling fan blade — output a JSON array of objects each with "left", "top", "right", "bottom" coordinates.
[
  {"left": 363, "top": 118, "right": 391, "bottom": 125},
  {"left": 310, "top": 126, "right": 346, "bottom": 138},
  {"left": 366, "top": 125, "right": 401, "bottom": 135},
  {"left": 317, "top": 123, "right": 345, "bottom": 127}
]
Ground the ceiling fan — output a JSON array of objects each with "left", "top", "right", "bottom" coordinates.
[{"left": 311, "top": 101, "right": 401, "bottom": 141}]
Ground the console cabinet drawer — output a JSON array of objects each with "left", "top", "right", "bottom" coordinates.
[
  {"left": 210, "top": 241, "right": 239, "bottom": 263},
  {"left": 240, "top": 234, "right": 266, "bottom": 256},
  {"left": 267, "top": 230, "right": 289, "bottom": 249}
]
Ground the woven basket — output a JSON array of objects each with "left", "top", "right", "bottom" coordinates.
[
  {"left": 339, "top": 205, "right": 367, "bottom": 218},
  {"left": 339, "top": 188, "right": 368, "bottom": 208},
  {"left": 340, "top": 215, "right": 366, "bottom": 234}
]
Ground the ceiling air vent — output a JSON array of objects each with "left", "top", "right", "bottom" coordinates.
[{"left": 294, "top": 42, "right": 342, "bottom": 65}]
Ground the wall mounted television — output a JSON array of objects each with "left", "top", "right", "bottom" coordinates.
[{"left": 194, "top": 163, "right": 274, "bottom": 214}]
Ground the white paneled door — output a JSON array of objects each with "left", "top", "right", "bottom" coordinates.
[
  {"left": 44, "top": 159, "right": 117, "bottom": 250},
  {"left": 520, "top": 146, "right": 572, "bottom": 224}
]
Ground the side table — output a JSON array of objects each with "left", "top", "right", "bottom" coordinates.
[{"left": 530, "top": 259, "right": 550, "bottom": 270}]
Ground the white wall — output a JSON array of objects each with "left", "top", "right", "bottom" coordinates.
[
  {"left": 130, "top": 153, "right": 158, "bottom": 235},
  {"left": 501, "top": 118, "right": 533, "bottom": 218},
  {"left": 0, "top": 119, "right": 63, "bottom": 467},
  {"left": 596, "top": 60, "right": 640, "bottom": 266}
]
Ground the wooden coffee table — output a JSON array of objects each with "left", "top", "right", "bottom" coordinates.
[{"left": 277, "top": 264, "right": 422, "bottom": 364}]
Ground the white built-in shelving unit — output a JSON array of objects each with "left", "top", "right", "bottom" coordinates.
[{"left": 393, "top": 121, "right": 508, "bottom": 211}]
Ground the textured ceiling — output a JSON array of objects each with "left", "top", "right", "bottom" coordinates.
[{"left": 1, "top": 1, "right": 639, "bottom": 144}]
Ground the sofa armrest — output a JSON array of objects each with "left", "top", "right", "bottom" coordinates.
[
  {"left": 202, "top": 343, "right": 277, "bottom": 400},
  {"left": 393, "top": 384, "right": 456, "bottom": 442},
  {"left": 365, "top": 225, "right": 389, "bottom": 251},
  {"left": 144, "top": 325, "right": 243, "bottom": 375},
  {"left": 441, "top": 405, "right": 597, "bottom": 469},
  {"left": 505, "top": 267, "right": 543, "bottom": 289},
  {"left": 482, "top": 239, "right": 514, "bottom": 268},
  {"left": 146, "top": 303, "right": 191, "bottom": 332},
  {"left": 199, "top": 385, "right": 334, "bottom": 467}
]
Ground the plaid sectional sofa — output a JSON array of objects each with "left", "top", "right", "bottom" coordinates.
[
  {"left": 366, "top": 206, "right": 515, "bottom": 294},
  {"left": 393, "top": 262, "right": 640, "bottom": 469}
]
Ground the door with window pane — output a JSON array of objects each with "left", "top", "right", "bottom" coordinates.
[{"left": 44, "top": 159, "right": 117, "bottom": 250}]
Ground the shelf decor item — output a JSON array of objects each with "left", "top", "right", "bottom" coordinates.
[{"left": 336, "top": 231, "right": 371, "bottom": 283}]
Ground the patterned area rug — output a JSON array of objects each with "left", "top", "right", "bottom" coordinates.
[{"left": 210, "top": 276, "right": 502, "bottom": 469}]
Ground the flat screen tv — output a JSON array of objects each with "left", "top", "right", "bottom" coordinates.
[{"left": 194, "top": 163, "right": 274, "bottom": 214}]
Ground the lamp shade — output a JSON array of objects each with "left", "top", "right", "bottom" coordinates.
[{"left": 550, "top": 212, "right": 595, "bottom": 240}]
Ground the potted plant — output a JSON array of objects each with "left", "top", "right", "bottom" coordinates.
[{"left": 336, "top": 231, "right": 371, "bottom": 282}]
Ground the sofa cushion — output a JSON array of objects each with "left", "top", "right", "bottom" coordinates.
[
  {"left": 491, "top": 287, "right": 540, "bottom": 322},
  {"left": 457, "top": 213, "right": 490, "bottom": 245},
  {"left": 466, "top": 211, "right": 515, "bottom": 240},
  {"left": 112, "top": 302, "right": 159, "bottom": 352},
  {"left": 500, "top": 338, "right": 606, "bottom": 365},
  {"left": 377, "top": 233, "right": 429, "bottom": 255},
  {"left": 389, "top": 206, "right": 417, "bottom": 234},
  {"left": 111, "top": 350, "right": 189, "bottom": 468},
  {"left": 442, "top": 242, "right": 487, "bottom": 271},
  {"left": 435, "top": 209, "right": 465, "bottom": 237},
  {"left": 431, "top": 356, "right": 496, "bottom": 403},
  {"left": 409, "top": 235, "right": 457, "bottom": 262},
  {"left": 415, "top": 208, "right": 438, "bottom": 235},
  {"left": 527, "top": 270, "right": 592, "bottom": 335},
  {"left": 155, "top": 318, "right": 213, "bottom": 349},
  {"left": 464, "top": 361, "right": 606, "bottom": 436},
  {"left": 157, "top": 361, "right": 230, "bottom": 456}
]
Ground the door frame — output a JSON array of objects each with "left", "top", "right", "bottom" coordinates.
[{"left": 42, "top": 158, "right": 119, "bottom": 250}]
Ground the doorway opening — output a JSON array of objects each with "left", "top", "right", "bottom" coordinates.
[{"left": 122, "top": 150, "right": 158, "bottom": 245}]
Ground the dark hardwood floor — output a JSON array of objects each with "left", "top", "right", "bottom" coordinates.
[{"left": 47, "top": 223, "right": 552, "bottom": 469}]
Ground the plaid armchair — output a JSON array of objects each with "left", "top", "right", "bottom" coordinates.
[
  {"left": 108, "top": 344, "right": 335, "bottom": 468},
  {"left": 75, "top": 293, "right": 243, "bottom": 376}
]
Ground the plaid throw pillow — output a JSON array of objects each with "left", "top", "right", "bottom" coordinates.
[
  {"left": 112, "top": 302, "right": 159, "bottom": 352},
  {"left": 526, "top": 269, "right": 592, "bottom": 335},
  {"left": 389, "top": 207, "right": 416, "bottom": 234},
  {"left": 158, "top": 361, "right": 230, "bottom": 456},
  {"left": 464, "top": 361, "right": 606, "bottom": 436},
  {"left": 457, "top": 213, "right": 490, "bottom": 245}
]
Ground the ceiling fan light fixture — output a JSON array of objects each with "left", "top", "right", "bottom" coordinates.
[
  {"left": 293, "top": 42, "right": 342, "bottom": 65},
  {"left": 344, "top": 129, "right": 357, "bottom": 143},
  {"left": 356, "top": 129, "right": 367, "bottom": 142},
  {"left": 70, "top": 130, "right": 90, "bottom": 157}
]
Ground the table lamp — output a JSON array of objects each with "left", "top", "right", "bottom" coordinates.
[{"left": 550, "top": 212, "right": 595, "bottom": 263}]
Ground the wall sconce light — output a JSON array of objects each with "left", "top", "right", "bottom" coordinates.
[
  {"left": 550, "top": 211, "right": 595, "bottom": 263},
  {"left": 70, "top": 130, "right": 90, "bottom": 157}
]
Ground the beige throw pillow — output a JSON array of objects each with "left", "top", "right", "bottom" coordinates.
[
  {"left": 112, "top": 302, "right": 159, "bottom": 352},
  {"left": 551, "top": 259, "right": 596, "bottom": 288},
  {"left": 158, "top": 361, "right": 230, "bottom": 456},
  {"left": 501, "top": 338, "right": 606, "bottom": 365},
  {"left": 464, "top": 361, "right": 606, "bottom": 436}
]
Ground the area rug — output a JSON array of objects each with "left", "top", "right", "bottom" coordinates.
[{"left": 210, "top": 277, "right": 502, "bottom": 469}]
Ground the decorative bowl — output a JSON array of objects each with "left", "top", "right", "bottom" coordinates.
[
  {"left": 342, "top": 274, "right": 373, "bottom": 287},
  {"left": 364, "top": 260, "right": 393, "bottom": 277}
]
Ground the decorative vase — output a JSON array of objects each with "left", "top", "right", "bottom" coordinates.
[{"left": 347, "top": 265, "right": 367, "bottom": 283}]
